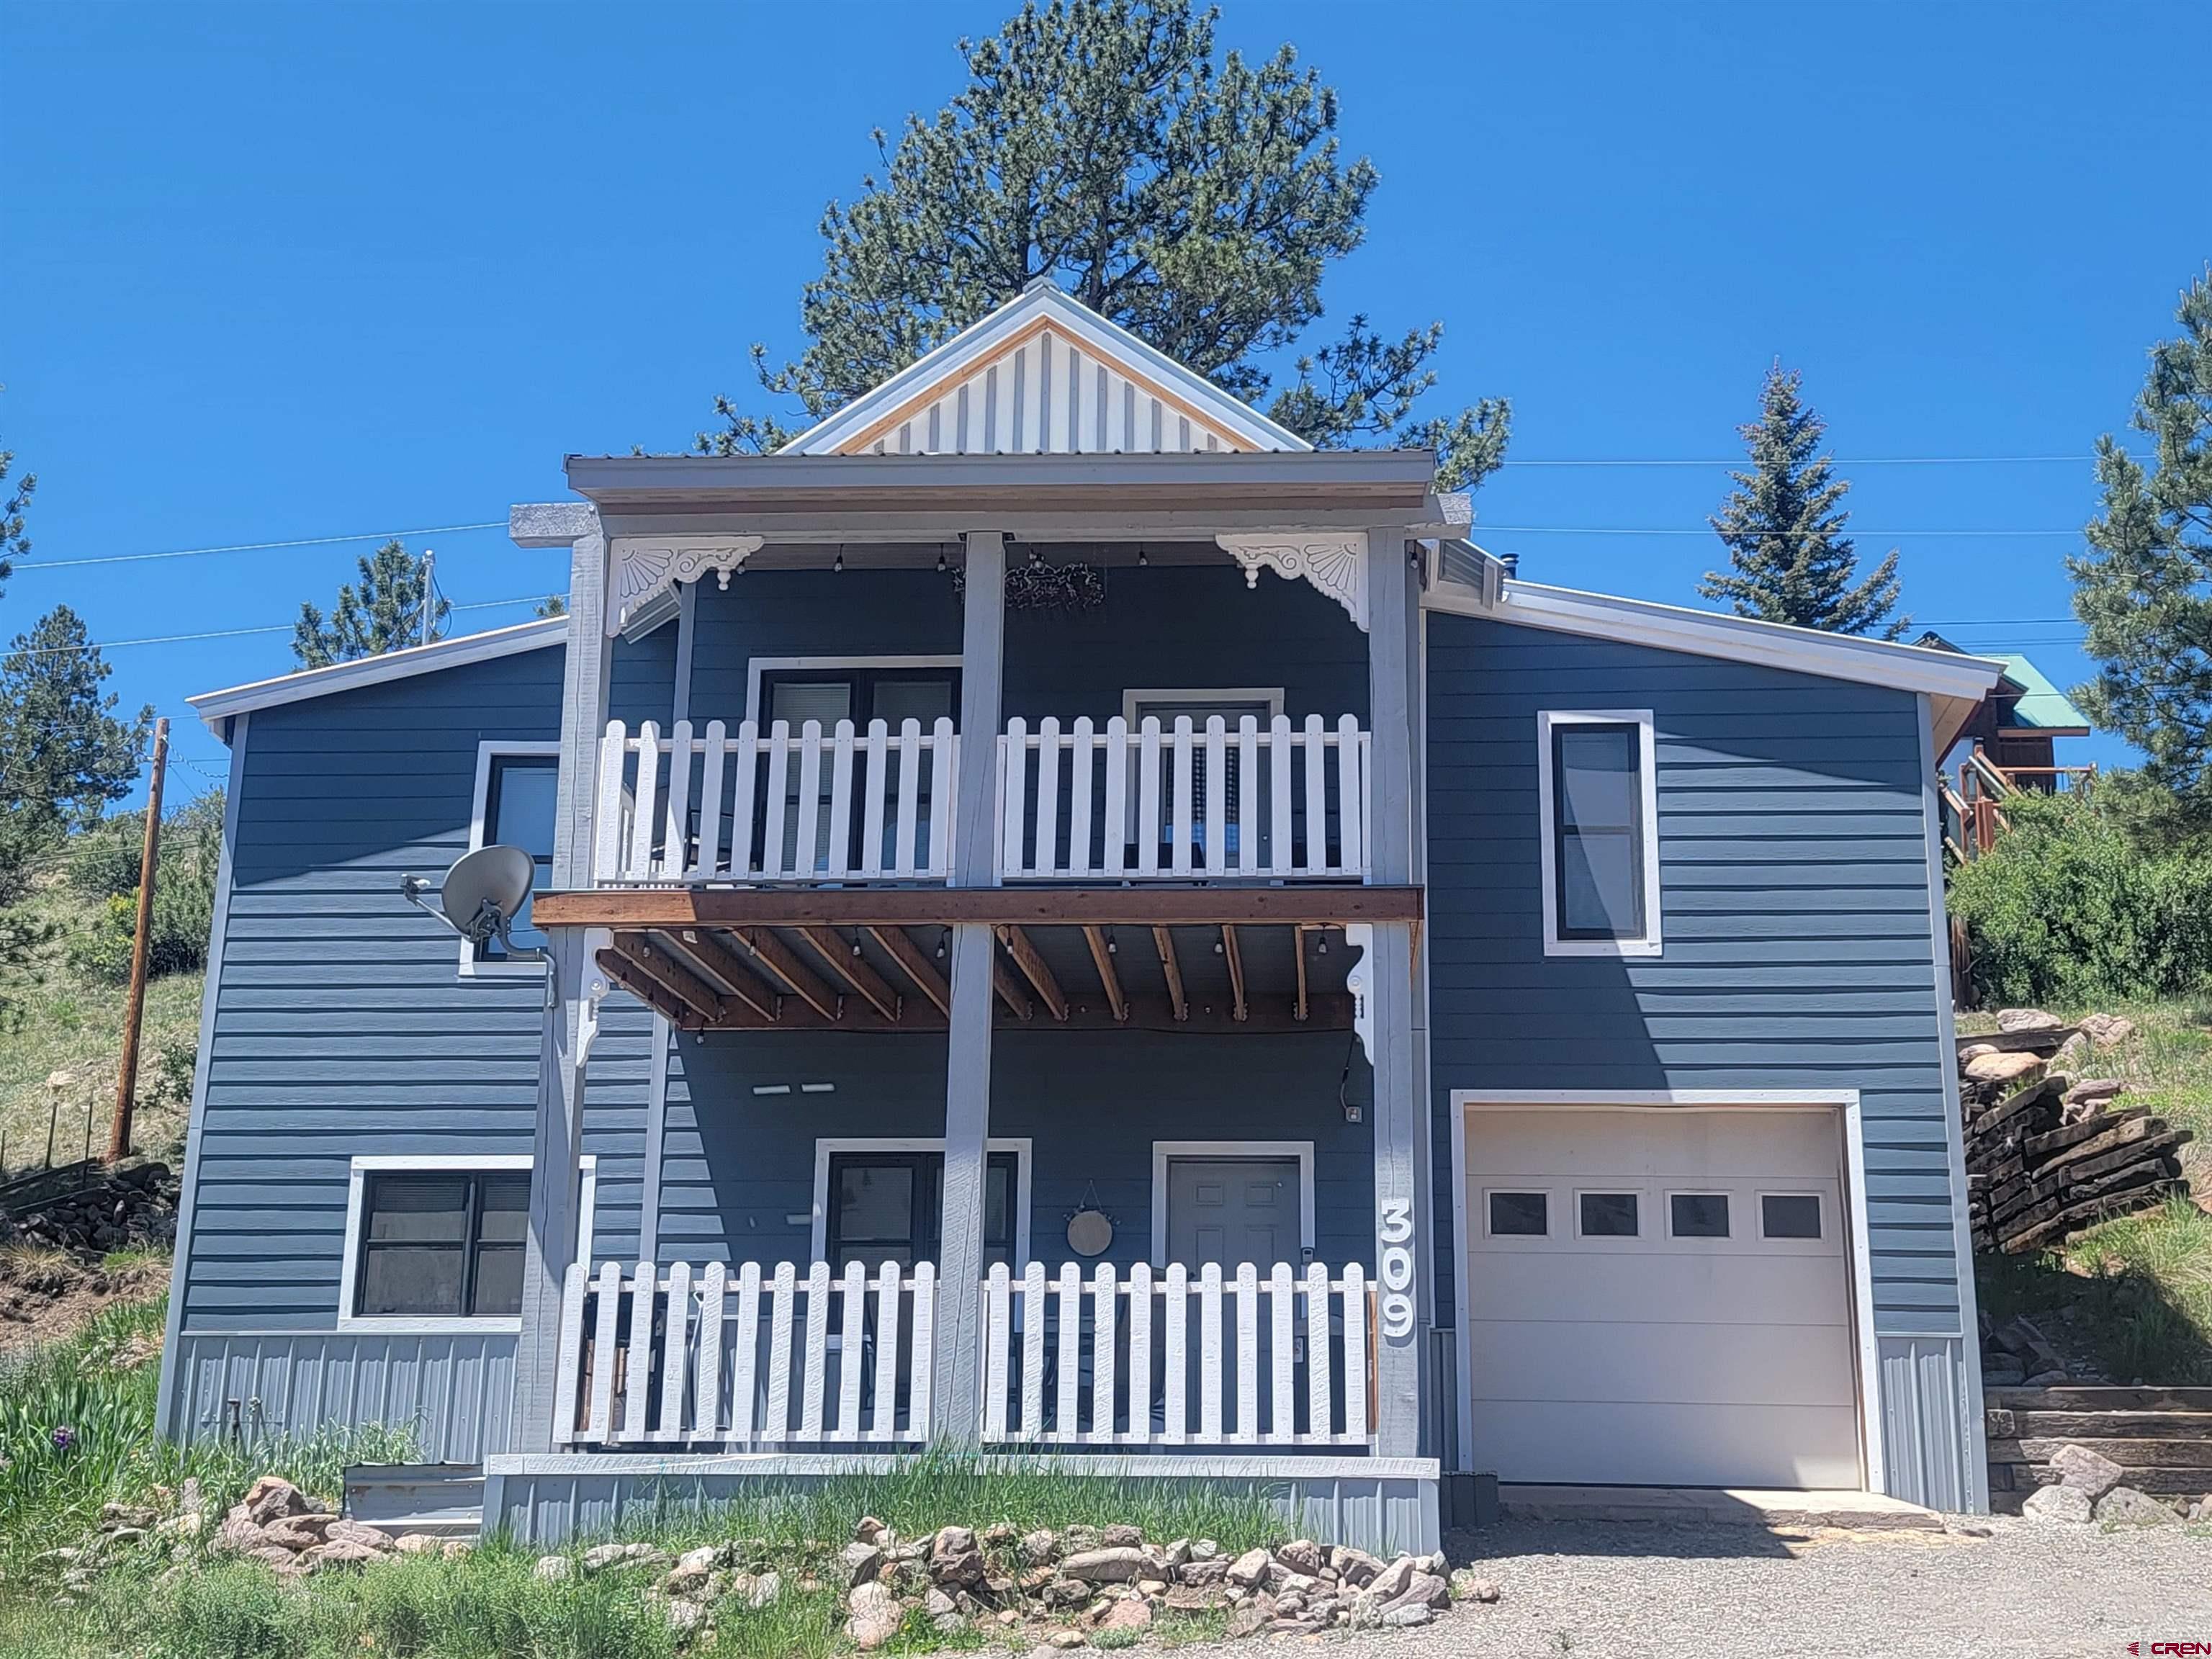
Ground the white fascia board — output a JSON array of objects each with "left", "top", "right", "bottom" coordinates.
[
  {"left": 1426, "top": 578, "right": 2008, "bottom": 701},
  {"left": 782, "top": 284, "right": 1312, "bottom": 457},
  {"left": 187, "top": 617, "right": 567, "bottom": 736}
]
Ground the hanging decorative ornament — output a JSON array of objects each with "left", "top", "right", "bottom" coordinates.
[
  {"left": 950, "top": 560, "right": 1107, "bottom": 612},
  {"left": 1064, "top": 1179, "right": 1115, "bottom": 1257}
]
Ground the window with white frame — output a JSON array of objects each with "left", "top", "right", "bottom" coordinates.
[
  {"left": 338, "top": 1155, "right": 593, "bottom": 1330},
  {"left": 1123, "top": 688, "right": 1285, "bottom": 863},
  {"left": 1535, "top": 710, "right": 1661, "bottom": 956},
  {"left": 465, "top": 742, "right": 559, "bottom": 971}
]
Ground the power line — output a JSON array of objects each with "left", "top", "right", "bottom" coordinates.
[
  {"left": 1501, "top": 453, "right": 2121, "bottom": 469},
  {"left": 11, "top": 520, "right": 507, "bottom": 572},
  {"left": 1478, "top": 523, "right": 2080, "bottom": 538},
  {"left": 0, "top": 594, "right": 544, "bottom": 658}
]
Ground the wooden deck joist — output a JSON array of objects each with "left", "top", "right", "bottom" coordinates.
[
  {"left": 998, "top": 926, "right": 1070, "bottom": 1022},
  {"left": 799, "top": 925, "right": 902, "bottom": 1022},
  {"left": 1082, "top": 925, "right": 1129, "bottom": 1024},
  {"left": 534, "top": 884, "right": 1422, "bottom": 931},
  {"left": 1152, "top": 925, "right": 1188, "bottom": 1023}
]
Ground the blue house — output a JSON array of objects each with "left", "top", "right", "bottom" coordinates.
[{"left": 156, "top": 285, "right": 2005, "bottom": 1547}]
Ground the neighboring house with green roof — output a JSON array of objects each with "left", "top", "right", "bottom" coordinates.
[{"left": 1918, "top": 632, "right": 2093, "bottom": 791}]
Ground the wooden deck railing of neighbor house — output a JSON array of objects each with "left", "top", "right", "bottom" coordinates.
[
  {"left": 997, "top": 715, "right": 1370, "bottom": 881},
  {"left": 979, "top": 1261, "right": 1376, "bottom": 1449},
  {"left": 593, "top": 719, "right": 959, "bottom": 886},
  {"left": 550, "top": 1259, "right": 1377, "bottom": 1453}
]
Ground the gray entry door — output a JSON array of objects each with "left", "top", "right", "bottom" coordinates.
[{"left": 1165, "top": 1157, "right": 1303, "bottom": 1269}]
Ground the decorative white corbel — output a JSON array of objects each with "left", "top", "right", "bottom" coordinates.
[
  {"left": 606, "top": 536, "right": 764, "bottom": 636},
  {"left": 1342, "top": 922, "right": 1375, "bottom": 1063},
  {"left": 575, "top": 929, "right": 614, "bottom": 1064},
  {"left": 1216, "top": 531, "right": 1368, "bottom": 631}
]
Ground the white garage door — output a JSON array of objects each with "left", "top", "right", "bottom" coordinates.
[{"left": 1464, "top": 1106, "right": 1862, "bottom": 1488}]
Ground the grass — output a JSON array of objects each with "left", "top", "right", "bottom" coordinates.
[
  {"left": 1964, "top": 997, "right": 2212, "bottom": 1383},
  {"left": 0, "top": 871, "right": 202, "bottom": 1179}
]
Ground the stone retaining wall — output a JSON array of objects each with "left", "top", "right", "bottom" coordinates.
[{"left": 1985, "top": 1385, "right": 2212, "bottom": 1514}]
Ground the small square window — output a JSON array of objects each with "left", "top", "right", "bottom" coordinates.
[
  {"left": 1488, "top": 1191, "right": 1549, "bottom": 1236},
  {"left": 1578, "top": 1192, "right": 1640, "bottom": 1237},
  {"left": 1762, "top": 1194, "right": 1822, "bottom": 1240},
  {"left": 1670, "top": 1192, "right": 1730, "bottom": 1239},
  {"left": 355, "top": 1169, "right": 531, "bottom": 1318}
]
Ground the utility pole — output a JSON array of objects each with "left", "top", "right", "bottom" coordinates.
[
  {"left": 110, "top": 716, "right": 168, "bottom": 1164},
  {"left": 420, "top": 549, "right": 436, "bottom": 647}
]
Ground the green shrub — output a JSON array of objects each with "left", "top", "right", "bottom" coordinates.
[
  {"left": 1949, "top": 788, "right": 2212, "bottom": 1007},
  {"left": 65, "top": 796, "right": 221, "bottom": 986}
]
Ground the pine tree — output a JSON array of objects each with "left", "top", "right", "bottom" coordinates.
[
  {"left": 2069, "top": 269, "right": 2212, "bottom": 818},
  {"left": 1699, "top": 364, "right": 1907, "bottom": 639},
  {"left": 292, "top": 540, "right": 448, "bottom": 668},
  {"left": 701, "top": 0, "right": 1509, "bottom": 490},
  {"left": 0, "top": 604, "right": 152, "bottom": 835},
  {"left": 0, "top": 421, "right": 30, "bottom": 602},
  {"left": 534, "top": 593, "right": 567, "bottom": 619}
]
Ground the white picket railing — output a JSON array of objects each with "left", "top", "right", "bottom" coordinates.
[
  {"left": 592, "top": 719, "right": 957, "bottom": 886},
  {"left": 979, "top": 1261, "right": 1374, "bottom": 1447},
  {"left": 997, "top": 714, "right": 1370, "bottom": 881},
  {"left": 552, "top": 1260, "right": 938, "bottom": 1447}
]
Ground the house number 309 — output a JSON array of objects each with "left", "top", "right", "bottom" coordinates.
[{"left": 1377, "top": 1198, "right": 1416, "bottom": 1340}]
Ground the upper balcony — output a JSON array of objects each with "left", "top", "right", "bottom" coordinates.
[{"left": 590, "top": 709, "right": 1370, "bottom": 888}]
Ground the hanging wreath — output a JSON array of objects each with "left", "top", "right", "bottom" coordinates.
[{"left": 951, "top": 560, "right": 1107, "bottom": 612}]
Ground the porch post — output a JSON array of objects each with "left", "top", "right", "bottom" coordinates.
[
  {"left": 511, "top": 506, "right": 611, "bottom": 1455},
  {"left": 934, "top": 528, "right": 1007, "bottom": 1441},
  {"left": 1364, "top": 524, "right": 1426, "bottom": 1459}
]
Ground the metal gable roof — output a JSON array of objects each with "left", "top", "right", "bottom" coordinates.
[
  {"left": 781, "top": 282, "right": 1313, "bottom": 459},
  {"left": 1991, "top": 652, "right": 2094, "bottom": 733}
]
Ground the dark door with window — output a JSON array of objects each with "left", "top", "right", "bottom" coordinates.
[
  {"left": 823, "top": 1149, "right": 1015, "bottom": 1271},
  {"left": 757, "top": 669, "right": 960, "bottom": 872}
]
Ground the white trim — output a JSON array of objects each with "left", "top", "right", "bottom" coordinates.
[
  {"left": 743, "top": 655, "right": 965, "bottom": 729},
  {"left": 1534, "top": 709, "right": 1663, "bottom": 958},
  {"left": 186, "top": 618, "right": 567, "bottom": 733},
  {"left": 336, "top": 1154, "right": 596, "bottom": 1336},
  {"left": 1424, "top": 576, "right": 2007, "bottom": 702},
  {"left": 1148, "top": 1140, "right": 1318, "bottom": 1267},
  {"left": 1120, "top": 686, "right": 1287, "bottom": 725},
  {"left": 459, "top": 740, "right": 562, "bottom": 979},
  {"left": 782, "top": 282, "right": 1313, "bottom": 457},
  {"left": 808, "top": 1137, "right": 1033, "bottom": 1267},
  {"left": 1452, "top": 1087, "right": 1885, "bottom": 1496},
  {"left": 487, "top": 1451, "right": 1439, "bottom": 1480}
]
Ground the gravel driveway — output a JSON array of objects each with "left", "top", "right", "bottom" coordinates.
[{"left": 1334, "top": 1517, "right": 2209, "bottom": 1659}]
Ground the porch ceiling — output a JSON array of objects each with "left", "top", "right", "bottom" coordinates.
[{"left": 588, "top": 915, "right": 1362, "bottom": 1036}]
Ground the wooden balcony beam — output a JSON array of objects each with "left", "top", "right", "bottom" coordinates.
[
  {"left": 602, "top": 937, "right": 722, "bottom": 1029},
  {"left": 654, "top": 927, "right": 779, "bottom": 1022},
  {"left": 868, "top": 925, "right": 953, "bottom": 1018},
  {"left": 535, "top": 885, "right": 1421, "bottom": 931},
  {"left": 1082, "top": 925, "right": 1129, "bottom": 1024},
  {"left": 799, "top": 925, "right": 902, "bottom": 1022},
  {"left": 1292, "top": 924, "right": 1316, "bottom": 1023},
  {"left": 997, "top": 925, "right": 1069, "bottom": 1022},
  {"left": 737, "top": 927, "right": 841, "bottom": 1022},
  {"left": 1221, "top": 924, "right": 1249, "bottom": 1023},
  {"left": 994, "top": 956, "right": 1034, "bottom": 1022},
  {"left": 1151, "top": 925, "right": 1188, "bottom": 1023}
]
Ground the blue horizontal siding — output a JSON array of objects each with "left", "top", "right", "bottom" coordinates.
[{"left": 1424, "top": 615, "right": 1964, "bottom": 1338}]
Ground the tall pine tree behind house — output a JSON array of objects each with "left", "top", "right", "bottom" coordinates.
[
  {"left": 293, "top": 539, "right": 449, "bottom": 669},
  {"left": 1699, "top": 364, "right": 1907, "bottom": 639}
]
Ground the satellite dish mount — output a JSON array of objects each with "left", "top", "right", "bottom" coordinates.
[{"left": 401, "top": 845, "right": 551, "bottom": 992}]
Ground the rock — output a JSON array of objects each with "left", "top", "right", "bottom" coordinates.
[
  {"left": 1225, "top": 1547, "right": 1272, "bottom": 1588},
  {"left": 324, "top": 1520, "right": 396, "bottom": 1554},
  {"left": 1273, "top": 1538, "right": 1324, "bottom": 1575},
  {"left": 930, "top": 1525, "right": 986, "bottom": 1586},
  {"left": 2080, "top": 1012, "right": 2136, "bottom": 1049},
  {"left": 243, "top": 1475, "right": 314, "bottom": 1527},
  {"left": 845, "top": 1581, "right": 902, "bottom": 1650},
  {"left": 2050, "top": 1442, "right": 2128, "bottom": 1499},
  {"left": 583, "top": 1541, "right": 672, "bottom": 1574},
  {"left": 1164, "top": 1584, "right": 1225, "bottom": 1611},
  {"left": 2052, "top": 1033, "right": 2089, "bottom": 1069},
  {"left": 1942, "top": 1518, "right": 1996, "bottom": 1539},
  {"left": 395, "top": 1533, "right": 443, "bottom": 1556},
  {"left": 2023, "top": 1483, "right": 2095, "bottom": 1524},
  {"left": 1100, "top": 1598, "right": 1151, "bottom": 1632},
  {"left": 534, "top": 1555, "right": 574, "bottom": 1582},
  {"left": 215, "top": 1514, "right": 269, "bottom": 1555},
  {"left": 441, "top": 1539, "right": 472, "bottom": 1560},
  {"left": 2066, "top": 1079, "right": 2126, "bottom": 1107},
  {"left": 1367, "top": 1556, "right": 1420, "bottom": 1603},
  {"left": 99, "top": 1501, "right": 158, "bottom": 1531},
  {"left": 1463, "top": 1577, "right": 1503, "bottom": 1604},
  {"left": 854, "top": 1516, "right": 888, "bottom": 1545},
  {"left": 1421, "top": 1551, "right": 1448, "bottom": 1576},
  {"left": 925, "top": 1586, "right": 959, "bottom": 1618},
  {"left": 666, "top": 1599, "right": 707, "bottom": 1636},
  {"left": 2025, "top": 1368, "right": 2072, "bottom": 1387},
  {"left": 1386, "top": 1573, "right": 1452, "bottom": 1612},
  {"left": 2188, "top": 1497, "right": 2211, "bottom": 1524},
  {"left": 2095, "top": 1486, "right": 2180, "bottom": 1526},
  {"left": 1965, "top": 1051, "right": 2044, "bottom": 1085},
  {"left": 1983, "top": 1363, "right": 2028, "bottom": 1386},
  {"left": 1019, "top": 1528, "right": 1058, "bottom": 1565},
  {"left": 1226, "top": 1604, "right": 1269, "bottom": 1638},
  {"left": 156, "top": 1511, "right": 205, "bottom": 1541},
  {"left": 179, "top": 1478, "right": 205, "bottom": 1518},
  {"left": 1997, "top": 1008, "right": 2064, "bottom": 1032},
  {"left": 749, "top": 1571, "right": 782, "bottom": 1608},
  {"left": 1040, "top": 1577, "right": 1091, "bottom": 1609},
  {"left": 1190, "top": 1538, "right": 1219, "bottom": 1561},
  {"left": 1136, "top": 1578, "right": 1167, "bottom": 1596},
  {"left": 1177, "top": 1557, "right": 1227, "bottom": 1588},
  {"left": 1381, "top": 1602, "right": 1434, "bottom": 1627},
  {"left": 842, "top": 1540, "right": 886, "bottom": 1587},
  {"left": 1329, "top": 1546, "right": 1383, "bottom": 1586},
  {"left": 1096, "top": 1523, "right": 1141, "bottom": 1548},
  {"left": 302, "top": 1538, "right": 385, "bottom": 1573},
  {"left": 1061, "top": 1525, "right": 1102, "bottom": 1555},
  {"left": 1957, "top": 1042, "right": 1998, "bottom": 1063},
  {"left": 1277, "top": 1570, "right": 1319, "bottom": 1596},
  {"left": 259, "top": 1514, "right": 336, "bottom": 1551},
  {"left": 1060, "top": 1547, "right": 1147, "bottom": 1584},
  {"left": 1042, "top": 1629, "right": 1087, "bottom": 1650}
]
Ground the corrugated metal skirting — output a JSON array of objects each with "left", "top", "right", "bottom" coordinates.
[
  {"left": 166, "top": 1332, "right": 516, "bottom": 1465},
  {"left": 1878, "top": 1334, "right": 1980, "bottom": 1511}
]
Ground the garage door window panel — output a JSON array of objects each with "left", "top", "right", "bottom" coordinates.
[
  {"left": 1760, "top": 1192, "right": 1826, "bottom": 1244},
  {"left": 1577, "top": 1190, "right": 1641, "bottom": 1239},
  {"left": 1668, "top": 1191, "right": 1732, "bottom": 1241},
  {"left": 1485, "top": 1190, "right": 1550, "bottom": 1238}
]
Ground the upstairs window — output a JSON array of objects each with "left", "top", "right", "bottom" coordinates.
[
  {"left": 467, "top": 742, "right": 559, "bottom": 971},
  {"left": 1537, "top": 711, "right": 1661, "bottom": 957}
]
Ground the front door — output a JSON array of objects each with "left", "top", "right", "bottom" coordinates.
[{"left": 1164, "top": 1156, "right": 1303, "bottom": 1269}]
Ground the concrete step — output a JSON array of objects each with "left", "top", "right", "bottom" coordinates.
[{"left": 1498, "top": 1483, "right": 1943, "bottom": 1531}]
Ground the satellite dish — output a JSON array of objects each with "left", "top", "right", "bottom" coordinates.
[{"left": 400, "top": 844, "right": 536, "bottom": 947}]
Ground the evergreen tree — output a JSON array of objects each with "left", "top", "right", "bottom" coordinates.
[
  {"left": 1699, "top": 364, "right": 1907, "bottom": 639},
  {"left": 0, "top": 415, "right": 30, "bottom": 602},
  {"left": 534, "top": 593, "right": 567, "bottom": 619},
  {"left": 292, "top": 539, "right": 448, "bottom": 668},
  {"left": 2069, "top": 269, "right": 2212, "bottom": 818},
  {"left": 701, "top": 0, "right": 1509, "bottom": 490},
  {"left": 0, "top": 604, "right": 151, "bottom": 835}
]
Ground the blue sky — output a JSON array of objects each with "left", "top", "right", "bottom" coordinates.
[{"left": 5, "top": 1, "right": 2207, "bottom": 804}]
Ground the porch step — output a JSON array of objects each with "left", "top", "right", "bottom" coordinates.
[
  {"left": 1496, "top": 1484, "right": 1942, "bottom": 1531},
  {"left": 343, "top": 1464, "right": 485, "bottom": 1540}
]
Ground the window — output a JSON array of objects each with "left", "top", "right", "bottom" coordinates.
[
  {"left": 756, "top": 667, "right": 961, "bottom": 873},
  {"left": 466, "top": 742, "right": 559, "bottom": 972},
  {"left": 339, "top": 1155, "right": 593, "bottom": 1330},
  {"left": 1670, "top": 1192, "right": 1731, "bottom": 1239},
  {"left": 1536, "top": 711, "right": 1660, "bottom": 956},
  {"left": 1488, "top": 1191, "right": 1549, "bottom": 1237},
  {"left": 1761, "top": 1193, "right": 1823, "bottom": 1240},
  {"left": 1578, "top": 1191, "right": 1640, "bottom": 1238},
  {"left": 821, "top": 1148, "right": 1020, "bottom": 1272},
  {"left": 1124, "top": 689, "right": 1286, "bottom": 863}
]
